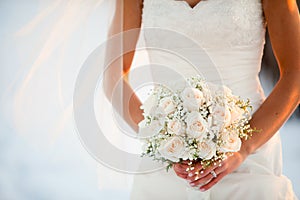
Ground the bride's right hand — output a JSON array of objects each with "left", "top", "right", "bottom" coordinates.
[
  {"left": 173, "top": 151, "right": 248, "bottom": 191},
  {"left": 173, "top": 161, "right": 190, "bottom": 179}
]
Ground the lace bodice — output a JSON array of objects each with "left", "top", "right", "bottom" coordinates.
[
  {"left": 140, "top": 0, "right": 267, "bottom": 111},
  {"left": 142, "top": 0, "right": 266, "bottom": 48}
]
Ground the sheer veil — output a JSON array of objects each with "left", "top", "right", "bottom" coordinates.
[
  {"left": 9, "top": 0, "right": 147, "bottom": 191},
  {"left": 7, "top": 0, "right": 221, "bottom": 193}
]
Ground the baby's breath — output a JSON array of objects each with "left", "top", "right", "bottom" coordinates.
[{"left": 140, "top": 75, "right": 259, "bottom": 171}]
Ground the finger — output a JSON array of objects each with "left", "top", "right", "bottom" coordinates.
[
  {"left": 189, "top": 170, "right": 214, "bottom": 187},
  {"left": 186, "top": 162, "right": 203, "bottom": 178},
  {"left": 173, "top": 162, "right": 190, "bottom": 169},
  {"left": 173, "top": 165, "right": 189, "bottom": 179},
  {"left": 174, "top": 171, "right": 188, "bottom": 179},
  {"left": 173, "top": 163, "right": 189, "bottom": 175},
  {"left": 174, "top": 170, "right": 187, "bottom": 179},
  {"left": 187, "top": 160, "right": 221, "bottom": 182},
  {"left": 188, "top": 160, "right": 226, "bottom": 184},
  {"left": 199, "top": 171, "right": 227, "bottom": 191},
  {"left": 190, "top": 160, "right": 228, "bottom": 188},
  {"left": 214, "top": 160, "right": 227, "bottom": 174}
]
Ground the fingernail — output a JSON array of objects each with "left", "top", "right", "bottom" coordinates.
[
  {"left": 200, "top": 188, "right": 206, "bottom": 192},
  {"left": 188, "top": 173, "right": 193, "bottom": 177},
  {"left": 190, "top": 183, "right": 195, "bottom": 186}
]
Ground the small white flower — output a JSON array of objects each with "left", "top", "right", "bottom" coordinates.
[
  {"left": 197, "top": 139, "right": 217, "bottom": 160},
  {"left": 186, "top": 111, "right": 208, "bottom": 140},
  {"left": 207, "top": 83, "right": 232, "bottom": 98},
  {"left": 169, "top": 79, "right": 187, "bottom": 92},
  {"left": 158, "top": 136, "right": 186, "bottom": 162},
  {"left": 138, "top": 119, "right": 164, "bottom": 137},
  {"left": 159, "top": 96, "right": 177, "bottom": 115},
  {"left": 218, "top": 130, "right": 242, "bottom": 153},
  {"left": 181, "top": 87, "right": 205, "bottom": 111},
  {"left": 167, "top": 119, "right": 185, "bottom": 136}
]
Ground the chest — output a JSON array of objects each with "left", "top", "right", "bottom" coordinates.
[{"left": 141, "top": 0, "right": 266, "bottom": 48}]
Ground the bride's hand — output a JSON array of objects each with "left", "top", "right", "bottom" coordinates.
[
  {"left": 174, "top": 151, "right": 248, "bottom": 191},
  {"left": 173, "top": 160, "right": 190, "bottom": 179}
]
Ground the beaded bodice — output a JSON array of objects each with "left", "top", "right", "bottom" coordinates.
[{"left": 142, "top": 0, "right": 266, "bottom": 48}]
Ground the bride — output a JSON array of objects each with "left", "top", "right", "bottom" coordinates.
[{"left": 103, "top": 0, "right": 300, "bottom": 199}]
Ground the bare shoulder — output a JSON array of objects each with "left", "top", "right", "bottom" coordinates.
[
  {"left": 262, "top": 0, "right": 298, "bottom": 13},
  {"left": 123, "top": 0, "right": 144, "bottom": 20},
  {"left": 124, "top": 0, "right": 144, "bottom": 10},
  {"left": 261, "top": 0, "right": 300, "bottom": 73}
]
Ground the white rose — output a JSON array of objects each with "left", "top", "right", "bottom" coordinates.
[
  {"left": 181, "top": 87, "right": 205, "bottom": 111},
  {"left": 230, "top": 106, "right": 244, "bottom": 123},
  {"left": 141, "top": 94, "right": 158, "bottom": 115},
  {"left": 138, "top": 119, "right": 164, "bottom": 137},
  {"left": 186, "top": 111, "right": 208, "bottom": 140},
  {"left": 222, "top": 85, "right": 233, "bottom": 96},
  {"left": 158, "top": 136, "right": 186, "bottom": 162},
  {"left": 218, "top": 130, "right": 242, "bottom": 153},
  {"left": 207, "top": 83, "right": 232, "bottom": 97},
  {"left": 211, "top": 104, "right": 231, "bottom": 128},
  {"left": 180, "top": 148, "right": 191, "bottom": 161},
  {"left": 149, "top": 106, "right": 167, "bottom": 124},
  {"left": 207, "top": 116, "right": 221, "bottom": 135},
  {"left": 159, "top": 96, "right": 177, "bottom": 115},
  {"left": 167, "top": 119, "right": 185, "bottom": 135},
  {"left": 169, "top": 79, "right": 187, "bottom": 92},
  {"left": 197, "top": 139, "right": 217, "bottom": 160}
]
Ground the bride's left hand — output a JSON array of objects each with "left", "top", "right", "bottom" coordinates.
[{"left": 173, "top": 151, "right": 248, "bottom": 191}]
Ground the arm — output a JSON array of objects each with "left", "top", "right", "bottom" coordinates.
[
  {"left": 240, "top": 0, "right": 300, "bottom": 156},
  {"left": 174, "top": 0, "right": 300, "bottom": 191},
  {"left": 103, "top": 0, "right": 144, "bottom": 132}
]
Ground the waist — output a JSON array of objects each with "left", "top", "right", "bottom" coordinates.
[{"left": 146, "top": 47, "right": 265, "bottom": 113}]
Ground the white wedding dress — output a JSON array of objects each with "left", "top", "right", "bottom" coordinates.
[{"left": 130, "top": 0, "right": 297, "bottom": 199}]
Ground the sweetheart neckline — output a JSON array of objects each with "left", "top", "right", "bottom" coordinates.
[{"left": 175, "top": 0, "right": 204, "bottom": 10}]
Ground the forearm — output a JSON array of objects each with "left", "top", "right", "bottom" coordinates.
[
  {"left": 103, "top": 0, "right": 143, "bottom": 132},
  {"left": 240, "top": 73, "right": 300, "bottom": 156},
  {"left": 239, "top": 0, "right": 300, "bottom": 157},
  {"left": 103, "top": 64, "right": 143, "bottom": 133},
  {"left": 123, "top": 76, "right": 143, "bottom": 132}
]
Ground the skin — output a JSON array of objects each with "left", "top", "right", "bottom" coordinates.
[
  {"left": 103, "top": 0, "right": 144, "bottom": 132},
  {"left": 104, "top": 0, "right": 300, "bottom": 192}
]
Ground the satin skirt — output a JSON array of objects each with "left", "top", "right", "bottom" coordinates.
[{"left": 130, "top": 132, "right": 298, "bottom": 200}]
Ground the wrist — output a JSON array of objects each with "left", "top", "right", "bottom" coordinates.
[{"left": 238, "top": 143, "right": 252, "bottom": 160}]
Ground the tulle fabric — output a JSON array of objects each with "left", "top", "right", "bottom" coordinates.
[{"left": 11, "top": 0, "right": 144, "bottom": 191}]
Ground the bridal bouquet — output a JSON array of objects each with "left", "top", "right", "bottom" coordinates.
[{"left": 139, "top": 76, "right": 257, "bottom": 170}]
